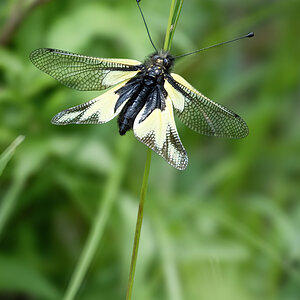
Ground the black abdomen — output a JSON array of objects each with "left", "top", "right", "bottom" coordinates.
[
  {"left": 117, "top": 84, "right": 151, "bottom": 135},
  {"left": 116, "top": 70, "right": 167, "bottom": 136}
]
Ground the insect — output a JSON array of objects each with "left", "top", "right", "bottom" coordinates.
[{"left": 30, "top": 0, "right": 253, "bottom": 170}]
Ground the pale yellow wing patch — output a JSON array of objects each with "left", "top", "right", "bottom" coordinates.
[
  {"left": 102, "top": 70, "right": 139, "bottom": 87},
  {"left": 164, "top": 80, "right": 185, "bottom": 112},
  {"left": 98, "top": 58, "right": 141, "bottom": 86},
  {"left": 52, "top": 81, "right": 128, "bottom": 125},
  {"left": 133, "top": 98, "right": 188, "bottom": 170}
]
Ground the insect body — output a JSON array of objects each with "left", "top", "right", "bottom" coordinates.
[
  {"left": 30, "top": 1, "right": 252, "bottom": 170},
  {"left": 30, "top": 48, "right": 248, "bottom": 170},
  {"left": 117, "top": 51, "right": 173, "bottom": 136}
]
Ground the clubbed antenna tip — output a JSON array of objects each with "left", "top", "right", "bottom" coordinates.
[{"left": 175, "top": 31, "right": 255, "bottom": 59}]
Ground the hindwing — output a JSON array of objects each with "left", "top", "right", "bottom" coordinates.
[
  {"left": 30, "top": 48, "right": 142, "bottom": 91},
  {"left": 52, "top": 81, "right": 131, "bottom": 125},
  {"left": 165, "top": 73, "right": 248, "bottom": 138},
  {"left": 133, "top": 94, "right": 188, "bottom": 170}
]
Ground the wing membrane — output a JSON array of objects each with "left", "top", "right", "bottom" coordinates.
[
  {"left": 52, "top": 81, "right": 130, "bottom": 125},
  {"left": 133, "top": 96, "right": 188, "bottom": 170},
  {"left": 166, "top": 73, "right": 248, "bottom": 138},
  {"left": 30, "top": 48, "right": 142, "bottom": 91}
]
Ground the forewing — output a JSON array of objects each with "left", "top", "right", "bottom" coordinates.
[
  {"left": 52, "top": 81, "right": 129, "bottom": 125},
  {"left": 30, "top": 48, "right": 142, "bottom": 91},
  {"left": 133, "top": 97, "right": 188, "bottom": 170},
  {"left": 165, "top": 73, "right": 248, "bottom": 138}
]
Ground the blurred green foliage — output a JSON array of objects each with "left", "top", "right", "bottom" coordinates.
[{"left": 0, "top": 0, "right": 300, "bottom": 299}]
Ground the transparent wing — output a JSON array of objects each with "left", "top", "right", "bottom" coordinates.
[
  {"left": 30, "top": 48, "right": 142, "bottom": 91},
  {"left": 165, "top": 73, "right": 248, "bottom": 138},
  {"left": 52, "top": 81, "right": 130, "bottom": 125},
  {"left": 133, "top": 96, "right": 188, "bottom": 170}
]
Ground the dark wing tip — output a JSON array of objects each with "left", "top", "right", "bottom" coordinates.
[
  {"left": 30, "top": 48, "right": 52, "bottom": 65},
  {"left": 29, "top": 48, "right": 41, "bottom": 63},
  {"left": 51, "top": 112, "right": 61, "bottom": 125},
  {"left": 176, "top": 154, "right": 189, "bottom": 170},
  {"left": 51, "top": 111, "right": 66, "bottom": 125},
  {"left": 30, "top": 48, "right": 43, "bottom": 68},
  {"left": 30, "top": 47, "right": 57, "bottom": 58},
  {"left": 233, "top": 114, "right": 249, "bottom": 138},
  {"left": 241, "top": 122, "right": 249, "bottom": 138}
]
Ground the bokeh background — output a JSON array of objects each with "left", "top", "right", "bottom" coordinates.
[{"left": 1, "top": 0, "right": 300, "bottom": 299}]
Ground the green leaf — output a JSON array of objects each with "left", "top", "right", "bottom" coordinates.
[
  {"left": 0, "top": 135, "right": 25, "bottom": 176},
  {"left": 0, "top": 255, "right": 61, "bottom": 300}
]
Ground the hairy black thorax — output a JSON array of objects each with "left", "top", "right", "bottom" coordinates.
[{"left": 116, "top": 50, "right": 175, "bottom": 135}]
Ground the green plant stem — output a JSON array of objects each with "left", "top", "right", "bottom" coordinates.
[
  {"left": 164, "top": 0, "right": 184, "bottom": 51},
  {"left": 126, "top": 1, "right": 184, "bottom": 299},
  {"left": 163, "top": 0, "right": 176, "bottom": 51},
  {"left": 126, "top": 148, "right": 152, "bottom": 300},
  {"left": 63, "top": 138, "right": 131, "bottom": 300}
]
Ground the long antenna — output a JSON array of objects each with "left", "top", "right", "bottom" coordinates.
[
  {"left": 175, "top": 32, "right": 254, "bottom": 59},
  {"left": 136, "top": 0, "right": 157, "bottom": 51}
]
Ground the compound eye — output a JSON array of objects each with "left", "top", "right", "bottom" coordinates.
[{"left": 164, "top": 58, "right": 169, "bottom": 66}]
